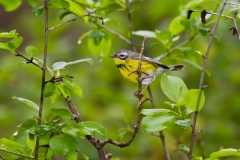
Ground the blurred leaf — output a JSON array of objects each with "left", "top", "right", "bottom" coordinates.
[
  {"left": 178, "top": 144, "right": 190, "bottom": 152},
  {"left": 0, "top": 0, "right": 22, "bottom": 12},
  {"left": 0, "top": 36, "right": 23, "bottom": 54},
  {"left": 62, "top": 126, "right": 87, "bottom": 139},
  {"left": 61, "top": 0, "right": 88, "bottom": 22},
  {"left": 17, "top": 116, "right": 37, "bottom": 133},
  {"left": 64, "top": 80, "right": 83, "bottom": 98},
  {"left": 26, "top": 132, "right": 36, "bottom": 150},
  {"left": 73, "top": 0, "right": 95, "bottom": 7},
  {"left": 25, "top": 46, "right": 38, "bottom": 57},
  {"left": 141, "top": 109, "right": 171, "bottom": 116},
  {"left": 52, "top": 58, "right": 93, "bottom": 70},
  {"left": 155, "top": 30, "right": 172, "bottom": 49},
  {"left": 51, "top": 108, "right": 74, "bottom": 118},
  {"left": 12, "top": 96, "right": 39, "bottom": 112},
  {"left": 16, "top": 62, "right": 27, "bottom": 69},
  {"left": 78, "top": 121, "right": 106, "bottom": 137},
  {"left": 175, "top": 119, "right": 192, "bottom": 129},
  {"left": 161, "top": 73, "right": 188, "bottom": 102},
  {"left": 0, "top": 30, "right": 18, "bottom": 38},
  {"left": 132, "top": 30, "right": 156, "bottom": 38},
  {"left": 32, "top": 57, "right": 43, "bottom": 66},
  {"left": 0, "top": 138, "right": 30, "bottom": 156},
  {"left": 184, "top": 89, "right": 205, "bottom": 111},
  {"left": 141, "top": 114, "right": 176, "bottom": 132},
  {"left": 44, "top": 83, "right": 57, "bottom": 97},
  {"left": 88, "top": 30, "right": 112, "bottom": 57},
  {"left": 169, "top": 15, "right": 185, "bottom": 35},
  {"left": 32, "top": 5, "right": 44, "bottom": 16},
  {"left": 67, "top": 152, "right": 78, "bottom": 160},
  {"left": 35, "top": 125, "right": 55, "bottom": 136},
  {"left": 49, "top": 135, "right": 78, "bottom": 158},
  {"left": 57, "top": 83, "right": 71, "bottom": 99},
  {"left": 77, "top": 149, "right": 89, "bottom": 160},
  {"left": 182, "top": 59, "right": 211, "bottom": 77},
  {"left": 27, "top": 0, "right": 39, "bottom": 7},
  {"left": 210, "top": 148, "right": 240, "bottom": 158},
  {"left": 78, "top": 30, "right": 93, "bottom": 44}
]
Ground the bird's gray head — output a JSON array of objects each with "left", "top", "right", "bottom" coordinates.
[{"left": 110, "top": 50, "right": 130, "bottom": 60}]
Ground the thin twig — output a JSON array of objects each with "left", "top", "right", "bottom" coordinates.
[
  {"left": 225, "top": 1, "right": 240, "bottom": 7},
  {"left": 154, "top": 36, "right": 194, "bottom": 60},
  {"left": 126, "top": 0, "right": 136, "bottom": 52},
  {"left": 48, "top": 13, "right": 103, "bottom": 32},
  {"left": 97, "top": 23, "right": 132, "bottom": 45},
  {"left": 35, "top": 0, "right": 49, "bottom": 159},
  {"left": 188, "top": 1, "right": 227, "bottom": 159},
  {"left": 0, "top": 154, "right": 6, "bottom": 160},
  {"left": 15, "top": 51, "right": 43, "bottom": 70},
  {"left": 0, "top": 148, "right": 34, "bottom": 159},
  {"left": 189, "top": 9, "right": 233, "bottom": 19},
  {"left": 231, "top": 6, "right": 240, "bottom": 39},
  {"left": 147, "top": 86, "right": 171, "bottom": 160}
]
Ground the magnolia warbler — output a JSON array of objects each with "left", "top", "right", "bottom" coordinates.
[{"left": 110, "top": 49, "right": 184, "bottom": 86}]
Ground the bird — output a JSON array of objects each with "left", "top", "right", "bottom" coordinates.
[{"left": 110, "top": 49, "right": 184, "bottom": 86}]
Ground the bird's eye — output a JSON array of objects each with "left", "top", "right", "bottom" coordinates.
[{"left": 119, "top": 53, "right": 128, "bottom": 60}]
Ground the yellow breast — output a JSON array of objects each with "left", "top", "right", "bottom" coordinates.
[{"left": 113, "top": 58, "right": 158, "bottom": 83}]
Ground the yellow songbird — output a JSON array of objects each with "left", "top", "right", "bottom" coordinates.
[{"left": 110, "top": 49, "right": 184, "bottom": 86}]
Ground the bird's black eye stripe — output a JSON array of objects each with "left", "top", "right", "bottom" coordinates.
[{"left": 118, "top": 53, "right": 128, "bottom": 60}]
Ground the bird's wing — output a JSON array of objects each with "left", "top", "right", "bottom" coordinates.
[{"left": 130, "top": 52, "right": 169, "bottom": 69}]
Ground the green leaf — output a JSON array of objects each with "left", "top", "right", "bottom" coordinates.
[
  {"left": 51, "top": 108, "right": 74, "bottom": 118},
  {"left": 182, "top": 59, "right": 211, "bottom": 77},
  {"left": 132, "top": 30, "right": 156, "bottom": 38},
  {"left": 210, "top": 148, "right": 240, "bottom": 158},
  {"left": 32, "top": 6, "right": 44, "bottom": 16},
  {"left": 27, "top": 0, "right": 39, "bottom": 7},
  {"left": 35, "top": 125, "right": 55, "bottom": 136},
  {"left": 78, "top": 30, "right": 92, "bottom": 44},
  {"left": 12, "top": 96, "right": 39, "bottom": 112},
  {"left": 62, "top": 126, "right": 87, "bottom": 139},
  {"left": 57, "top": 83, "right": 71, "bottom": 99},
  {"left": 141, "top": 109, "right": 171, "bottom": 116},
  {"left": 0, "top": 36, "right": 23, "bottom": 54},
  {"left": 88, "top": 30, "right": 112, "bottom": 58},
  {"left": 16, "top": 62, "right": 27, "bottom": 69},
  {"left": 177, "top": 144, "right": 190, "bottom": 152},
  {"left": 0, "top": 138, "right": 31, "bottom": 159},
  {"left": 61, "top": 0, "right": 88, "bottom": 22},
  {"left": 25, "top": 46, "right": 38, "bottom": 57},
  {"left": 43, "top": 83, "right": 57, "bottom": 97},
  {"left": 77, "top": 149, "right": 89, "bottom": 160},
  {"left": 49, "top": 135, "right": 78, "bottom": 158},
  {"left": 155, "top": 31, "right": 172, "bottom": 49},
  {"left": 67, "top": 152, "right": 78, "bottom": 160},
  {"left": 175, "top": 119, "right": 192, "bottom": 129},
  {"left": 141, "top": 114, "right": 176, "bottom": 132},
  {"left": 17, "top": 116, "right": 37, "bottom": 133},
  {"left": 78, "top": 121, "right": 106, "bottom": 137},
  {"left": 169, "top": 15, "right": 185, "bottom": 35},
  {"left": 184, "top": 89, "right": 205, "bottom": 111},
  {"left": 0, "top": 30, "right": 18, "bottom": 38},
  {"left": 52, "top": 58, "right": 93, "bottom": 70},
  {"left": 73, "top": 0, "right": 94, "bottom": 7},
  {"left": 26, "top": 132, "right": 36, "bottom": 150},
  {"left": 0, "top": 0, "right": 22, "bottom": 12},
  {"left": 161, "top": 74, "right": 188, "bottom": 102},
  {"left": 64, "top": 80, "right": 82, "bottom": 98}
]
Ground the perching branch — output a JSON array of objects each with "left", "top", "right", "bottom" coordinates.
[
  {"left": 188, "top": 1, "right": 228, "bottom": 159},
  {"left": 0, "top": 148, "right": 34, "bottom": 160},
  {"left": 48, "top": 13, "right": 104, "bottom": 32}
]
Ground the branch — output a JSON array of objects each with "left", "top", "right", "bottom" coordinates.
[
  {"left": 35, "top": 0, "right": 49, "bottom": 159},
  {"left": 48, "top": 13, "right": 104, "bottom": 32},
  {"left": 126, "top": 0, "right": 136, "bottom": 52},
  {"left": 97, "top": 23, "right": 132, "bottom": 45},
  {"left": 0, "top": 148, "right": 34, "bottom": 159},
  {"left": 15, "top": 51, "right": 43, "bottom": 70},
  {"left": 188, "top": 1, "right": 227, "bottom": 159}
]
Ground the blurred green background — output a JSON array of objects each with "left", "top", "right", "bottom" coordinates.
[{"left": 0, "top": 0, "right": 240, "bottom": 159}]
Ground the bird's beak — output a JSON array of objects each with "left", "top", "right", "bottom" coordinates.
[{"left": 110, "top": 55, "right": 116, "bottom": 58}]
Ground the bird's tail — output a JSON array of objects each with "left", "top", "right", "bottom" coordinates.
[{"left": 169, "top": 65, "right": 184, "bottom": 71}]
